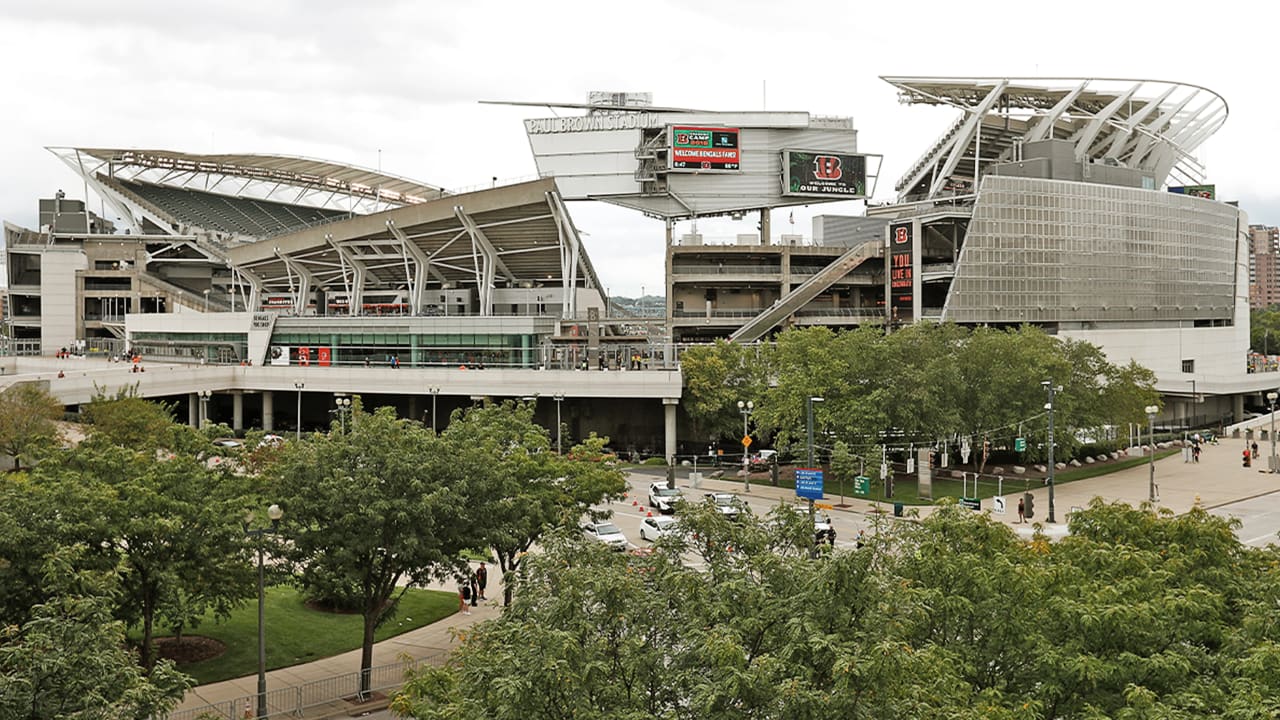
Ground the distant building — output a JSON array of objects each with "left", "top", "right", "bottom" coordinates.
[{"left": 1249, "top": 225, "right": 1280, "bottom": 309}]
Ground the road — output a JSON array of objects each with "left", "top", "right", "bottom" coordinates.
[
  {"left": 596, "top": 473, "right": 880, "bottom": 556},
  {"left": 1211, "top": 490, "right": 1280, "bottom": 547}
]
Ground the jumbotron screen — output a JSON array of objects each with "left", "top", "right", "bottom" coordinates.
[
  {"left": 669, "top": 126, "right": 740, "bottom": 172},
  {"left": 782, "top": 150, "right": 868, "bottom": 197}
]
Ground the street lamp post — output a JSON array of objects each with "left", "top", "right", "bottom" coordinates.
[
  {"left": 203, "top": 288, "right": 210, "bottom": 313},
  {"left": 1145, "top": 404, "right": 1159, "bottom": 501},
  {"left": 334, "top": 396, "right": 351, "bottom": 433},
  {"left": 428, "top": 387, "right": 440, "bottom": 432},
  {"left": 806, "top": 396, "right": 824, "bottom": 559},
  {"left": 554, "top": 393, "right": 565, "bottom": 454},
  {"left": 737, "top": 400, "right": 754, "bottom": 493},
  {"left": 293, "top": 381, "right": 304, "bottom": 441},
  {"left": 1042, "top": 380, "right": 1058, "bottom": 524},
  {"left": 198, "top": 390, "right": 212, "bottom": 429},
  {"left": 243, "top": 504, "right": 284, "bottom": 720},
  {"left": 1269, "top": 391, "right": 1278, "bottom": 473}
]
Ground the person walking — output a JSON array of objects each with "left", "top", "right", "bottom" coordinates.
[
  {"left": 1252, "top": 441, "right": 1259, "bottom": 459},
  {"left": 458, "top": 580, "right": 471, "bottom": 616},
  {"left": 1017, "top": 497, "right": 1026, "bottom": 524},
  {"left": 468, "top": 573, "right": 479, "bottom": 608},
  {"left": 475, "top": 562, "right": 488, "bottom": 601}
]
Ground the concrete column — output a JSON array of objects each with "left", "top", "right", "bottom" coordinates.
[
  {"left": 663, "top": 398, "right": 679, "bottom": 465},
  {"left": 262, "top": 391, "right": 274, "bottom": 432},
  {"left": 188, "top": 393, "right": 199, "bottom": 427},
  {"left": 408, "top": 395, "right": 420, "bottom": 423},
  {"left": 1233, "top": 394, "right": 1245, "bottom": 424},
  {"left": 232, "top": 392, "right": 244, "bottom": 431}
]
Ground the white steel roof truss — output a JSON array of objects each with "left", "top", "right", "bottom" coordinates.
[
  {"left": 548, "top": 190, "right": 581, "bottom": 317},
  {"left": 927, "top": 81, "right": 1008, "bottom": 199},
  {"left": 1072, "top": 84, "right": 1139, "bottom": 161},
  {"left": 1025, "top": 82, "right": 1088, "bottom": 142},
  {"left": 386, "top": 220, "right": 434, "bottom": 313},
  {"left": 276, "top": 253, "right": 315, "bottom": 315},
  {"left": 1101, "top": 86, "right": 1175, "bottom": 159},
  {"left": 455, "top": 208, "right": 509, "bottom": 316}
]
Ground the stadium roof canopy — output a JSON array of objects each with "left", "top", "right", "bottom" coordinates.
[
  {"left": 48, "top": 147, "right": 448, "bottom": 239},
  {"left": 882, "top": 77, "right": 1228, "bottom": 201},
  {"left": 226, "top": 177, "right": 604, "bottom": 318}
]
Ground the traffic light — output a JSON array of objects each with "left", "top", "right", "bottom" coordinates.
[{"left": 1023, "top": 492, "right": 1035, "bottom": 519}]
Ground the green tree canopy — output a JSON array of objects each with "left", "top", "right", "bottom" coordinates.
[
  {"left": 395, "top": 500, "right": 1280, "bottom": 719},
  {"left": 0, "top": 382, "right": 64, "bottom": 470}
]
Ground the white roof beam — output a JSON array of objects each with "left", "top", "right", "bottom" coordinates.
[
  {"left": 927, "top": 81, "right": 1008, "bottom": 200},
  {"left": 1100, "top": 86, "right": 1175, "bottom": 159},
  {"left": 1025, "top": 81, "right": 1088, "bottom": 142},
  {"left": 1073, "top": 84, "right": 1138, "bottom": 161}
]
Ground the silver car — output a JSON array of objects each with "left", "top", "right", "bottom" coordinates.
[{"left": 583, "top": 522, "right": 628, "bottom": 551}]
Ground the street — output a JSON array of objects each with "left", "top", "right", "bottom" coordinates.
[{"left": 1211, "top": 491, "right": 1280, "bottom": 547}]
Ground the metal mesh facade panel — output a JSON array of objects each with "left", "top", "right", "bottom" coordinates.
[{"left": 944, "top": 176, "right": 1239, "bottom": 324}]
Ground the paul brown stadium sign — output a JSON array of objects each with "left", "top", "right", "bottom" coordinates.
[
  {"left": 782, "top": 150, "right": 868, "bottom": 197},
  {"left": 524, "top": 113, "right": 661, "bottom": 134}
]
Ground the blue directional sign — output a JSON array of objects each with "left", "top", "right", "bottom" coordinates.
[{"left": 794, "top": 468, "right": 824, "bottom": 500}]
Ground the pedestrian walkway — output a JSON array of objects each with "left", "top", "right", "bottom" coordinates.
[{"left": 175, "top": 563, "right": 501, "bottom": 718}]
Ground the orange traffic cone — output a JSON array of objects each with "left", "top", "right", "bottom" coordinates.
[
  {"left": 646, "top": 511, "right": 653, "bottom": 517},
  {"left": 632, "top": 500, "right": 638, "bottom": 506}
]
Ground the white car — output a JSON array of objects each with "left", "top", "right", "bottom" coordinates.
[
  {"left": 648, "top": 482, "right": 683, "bottom": 513},
  {"left": 639, "top": 515, "right": 678, "bottom": 542},
  {"left": 583, "top": 522, "right": 628, "bottom": 551},
  {"left": 705, "top": 492, "right": 743, "bottom": 520}
]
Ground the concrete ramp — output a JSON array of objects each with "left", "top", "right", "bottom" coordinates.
[{"left": 728, "top": 240, "right": 882, "bottom": 343}]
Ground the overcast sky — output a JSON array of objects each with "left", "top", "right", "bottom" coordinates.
[{"left": 2, "top": 0, "right": 1277, "bottom": 296}]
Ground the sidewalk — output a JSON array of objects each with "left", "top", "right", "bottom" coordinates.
[
  {"left": 175, "top": 564, "right": 501, "bottom": 717},
  {"left": 680, "top": 424, "right": 1280, "bottom": 533}
]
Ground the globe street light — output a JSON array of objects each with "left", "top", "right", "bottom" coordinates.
[
  {"left": 293, "top": 381, "right": 304, "bottom": 441},
  {"left": 737, "top": 400, "right": 754, "bottom": 493},
  {"left": 1043, "top": 381, "right": 1058, "bottom": 523},
  {"left": 428, "top": 387, "right": 440, "bottom": 433},
  {"left": 243, "top": 503, "right": 284, "bottom": 719},
  {"left": 1269, "top": 391, "right": 1278, "bottom": 473},
  {"left": 554, "top": 393, "right": 565, "bottom": 454},
  {"left": 1145, "top": 404, "right": 1159, "bottom": 502},
  {"left": 198, "top": 390, "right": 212, "bottom": 429},
  {"left": 334, "top": 396, "right": 351, "bottom": 433}
]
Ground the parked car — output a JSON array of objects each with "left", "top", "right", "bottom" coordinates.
[
  {"left": 583, "top": 522, "right": 628, "bottom": 550},
  {"left": 648, "top": 482, "right": 683, "bottom": 513},
  {"left": 211, "top": 437, "right": 243, "bottom": 448},
  {"left": 704, "top": 492, "right": 744, "bottom": 520},
  {"left": 639, "top": 515, "right": 678, "bottom": 542}
]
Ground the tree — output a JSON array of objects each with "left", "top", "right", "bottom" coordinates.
[
  {"left": 678, "top": 340, "right": 771, "bottom": 442},
  {"left": 0, "top": 383, "right": 64, "bottom": 470},
  {"left": 442, "top": 401, "right": 625, "bottom": 606},
  {"left": 394, "top": 500, "right": 1280, "bottom": 719},
  {"left": 0, "top": 548, "right": 190, "bottom": 720},
  {"left": 28, "top": 437, "right": 255, "bottom": 669},
  {"left": 269, "top": 405, "right": 469, "bottom": 695},
  {"left": 79, "top": 386, "right": 182, "bottom": 452}
]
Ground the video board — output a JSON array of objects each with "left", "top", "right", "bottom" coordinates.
[
  {"left": 782, "top": 150, "right": 868, "bottom": 197},
  {"left": 669, "top": 126, "right": 740, "bottom": 172}
]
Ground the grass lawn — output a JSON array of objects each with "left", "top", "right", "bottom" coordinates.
[
  {"left": 733, "top": 448, "right": 1182, "bottom": 507},
  {"left": 138, "top": 585, "right": 458, "bottom": 685}
]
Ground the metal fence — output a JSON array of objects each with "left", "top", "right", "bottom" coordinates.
[{"left": 163, "top": 651, "right": 446, "bottom": 720}]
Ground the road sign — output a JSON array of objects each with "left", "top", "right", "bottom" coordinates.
[
  {"left": 992, "top": 495, "right": 1007, "bottom": 514},
  {"left": 1014, "top": 437, "right": 1026, "bottom": 452},
  {"left": 960, "top": 497, "right": 981, "bottom": 511},
  {"left": 742, "top": 436, "right": 752, "bottom": 449},
  {"left": 853, "top": 475, "right": 870, "bottom": 496},
  {"left": 795, "top": 468, "right": 824, "bottom": 500}
]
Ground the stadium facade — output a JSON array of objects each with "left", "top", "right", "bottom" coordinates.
[{"left": 2, "top": 78, "right": 1275, "bottom": 447}]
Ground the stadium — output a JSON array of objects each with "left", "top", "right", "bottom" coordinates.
[{"left": 2, "top": 77, "right": 1274, "bottom": 450}]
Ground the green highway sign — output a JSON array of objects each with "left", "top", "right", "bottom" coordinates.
[
  {"left": 1014, "top": 437, "right": 1026, "bottom": 452},
  {"left": 853, "top": 475, "right": 870, "bottom": 496}
]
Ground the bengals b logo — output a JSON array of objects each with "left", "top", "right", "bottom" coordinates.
[
  {"left": 813, "top": 156, "right": 842, "bottom": 180},
  {"left": 894, "top": 227, "right": 910, "bottom": 244}
]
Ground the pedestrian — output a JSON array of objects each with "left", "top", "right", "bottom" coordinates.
[
  {"left": 468, "top": 574, "right": 479, "bottom": 607},
  {"left": 1192, "top": 445, "right": 1201, "bottom": 463},
  {"left": 458, "top": 580, "right": 471, "bottom": 615},
  {"left": 855, "top": 529, "right": 866, "bottom": 549},
  {"left": 475, "top": 562, "right": 488, "bottom": 600},
  {"left": 1017, "top": 497, "right": 1026, "bottom": 523},
  {"left": 827, "top": 527, "right": 836, "bottom": 547},
  {"left": 1252, "top": 441, "right": 1259, "bottom": 459}
]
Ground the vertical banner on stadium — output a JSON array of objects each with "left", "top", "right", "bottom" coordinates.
[
  {"left": 317, "top": 347, "right": 332, "bottom": 367},
  {"left": 296, "top": 346, "right": 312, "bottom": 367},
  {"left": 887, "top": 221, "right": 915, "bottom": 322}
]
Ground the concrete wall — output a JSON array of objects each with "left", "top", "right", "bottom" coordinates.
[{"left": 39, "top": 250, "right": 87, "bottom": 355}]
